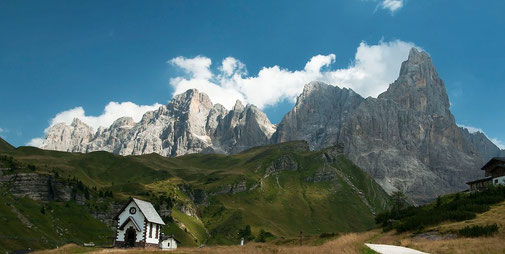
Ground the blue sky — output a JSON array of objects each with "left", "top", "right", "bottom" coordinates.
[{"left": 0, "top": 0, "right": 504, "bottom": 148}]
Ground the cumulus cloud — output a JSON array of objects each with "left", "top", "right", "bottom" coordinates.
[
  {"left": 27, "top": 101, "right": 161, "bottom": 147},
  {"left": 458, "top": 124, "right": 505, "bottom": 149},
  {"left": 491, "top": 138, "right": 505, "bottom": 150},
  {"left": 27, "top": 138, "right": 44, "bottom": 147},
  {"left": 46, "top": 102, "right": 162, "bottom": 131},
  {"left": 169, "top": 40, "right": 418, "bottom": 109},
  {"left": 380, "top": 0, "right": 404, "bottom": 13}
]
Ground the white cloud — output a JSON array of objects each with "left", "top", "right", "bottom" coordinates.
[
  {"left": 458, "top": 124, "right": 484, "bottom": 134},
  {"left": 380, "top": 0, "right": 404, "bottom": 13},
  {"left": 458, "top": 124, "right": 505, "bottom": 149},
  {"left": 491, "top": 138, "right": 505, "bottom": 150},
  {"left": 47, "top": 102, "right": 162, "bottom": 131},
  {"left": 169, "top": 56, "right": 212, "bottom": 80},
  {"left": 27, "top": 101, "right": 162, "bottom": 147},
  {"left": 27, "top": 138, "right": 44, "bottom": 147},
  {"left": 0, "top": 127, "right": 3, "bottom": 134},
  {"left": 169, "top": 40, "right": 418, "bottom": 109}
]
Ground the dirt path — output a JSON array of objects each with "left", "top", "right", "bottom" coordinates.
[{"left": 365, "top": 243, "right": 428, "bottom": 254}]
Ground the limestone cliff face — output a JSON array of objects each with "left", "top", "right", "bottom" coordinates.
[
  {"left": 41, "top": 89, "right": 275, "bottom": 156},
  {"left": 460, "top": 127, "right": 505, "bottom": 160},
  {"left": 273, "top": 48, "right": 496, "bottom": 204},
  {"left": 39, "top": 48, "right": 504, "bottom": 203},
  {"left": 271, "top": 81, "right": 364, "bottom": 150},
  {"left": 0, "top": 173, "right": 86, "bottom": 204}
]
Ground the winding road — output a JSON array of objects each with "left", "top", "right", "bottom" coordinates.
[{"left": 365, "top": 243, "right": 429, "bottom": 254}]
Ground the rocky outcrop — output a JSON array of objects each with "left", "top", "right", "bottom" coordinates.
[
  {"left": 210, "top": 181, "right": 247, "bottom": 196},
  {"left": 272, "top": 81, "right": 363, "bottom": 150},
  {"left": 264, "top": 155, "right": 298, "bottom": 177},
  {"left": 305, "top": 169, "right": 337, "bottom": 182},
  {"left": 460, "top": 127, "right": 505, "bottom": 161},
  {"left": 273, "top": 48, "right": 496, "bottom": 204},
  {"left": 41, "top": 89, "right": 275, "bottom": 156},
  {"left": 0, "top": 173, "right": 86, "bottom": 204}
]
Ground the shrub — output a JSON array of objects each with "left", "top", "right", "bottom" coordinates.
[
  {"left": 376, "top": 186, "right": 505, "bottom": 233},
  {"left": 255, "top": 229, "right": 274, "bottom": 242},
  {"left": 458, "top": 224, "right": 499, "bottom": 237},
  {"left": 239, "top": 225, "right": 254, "bottom": 240},
  {"left": 319, "top": 232, "right": 338, "bottom": 238}
]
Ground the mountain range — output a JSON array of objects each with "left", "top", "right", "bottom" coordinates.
[{"left": 40, "top": 48, "right": 504, "bottom": 204}]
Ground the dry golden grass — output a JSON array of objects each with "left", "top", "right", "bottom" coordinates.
[
  {"left": 37, "top": 232, "right": 375, "bottom": 254},
  {"left": 435, "top": 202, "right": 505, "bottom": 233},
  {"left": 37, "top": 203, "right": 505, "bottom": 254},
  {"left": 370, "top": 202, "right": 505, "bottom": 254},
  {"left": 373, "top": 230, "right": 505, "bottom": 254}
]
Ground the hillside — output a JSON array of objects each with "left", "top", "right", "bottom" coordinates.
[
  {"left": 0, "top": 140, "right": 391, "bottom": 251},
  {"left": 0, "top": 137, "right": 14, "bottom": 151},
  {"left": 371, "top": 186, "right": 505, "bottom": 253},
  {"left": 0, "top": 191, "right": 113, "bottom": 253}
]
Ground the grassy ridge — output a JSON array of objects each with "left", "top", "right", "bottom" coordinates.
[
  {"left": 0, "top": 139, "right": 391, "bottom": 250},
  {"left": 0, "top": 137, "right": 14, "bottom": 151},
  {"left": 376, "top": 186, "right": 505, "bottom": 234},
  {"left": 0, "top": 190, "right": 113, "bottom": 252}
]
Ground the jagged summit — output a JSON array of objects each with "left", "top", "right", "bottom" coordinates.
[
  {"left": 301, "top": 81, "right": 358, "bottom": 97},
  {"left": 232, "top": 100, "right": 245, "bottom": 112},
  {"left": 39, "top": 49, "right": 504, "bottom": 204},
  {"left": 41, "top": 89, "right": 275, "bottom": 157},
  {"left": 273, "top": 48, "right": 488, "bottom": 204},
  {"left": 272, "top": 81, "right": 364, "bottom": 150},
  {"left": 379, "top": 47, "right": 452, "bottom": 118}
]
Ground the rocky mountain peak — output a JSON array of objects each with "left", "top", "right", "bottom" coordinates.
[
  {"left": 110, "top": 117, "right": 135, "bottom": 129},
  {"left": 233, "top": 100, "right": 245, "bottom": 112},
  {"left": 273, "top": 81, "right": 364, "bottom": 150},
  {"left": 169, "top": 89, "right": 214, "bottom": 113},
  {"left": 301, "top": 81, "right": 329, "bottom": 96},
  {"left": 379, "top": 47, "right": 452, "bottom": 118},
  {"left": 41, "top": 88, "right": 277, "bottom": 157},
  {"left": 71, "top": 118, "right": 89, "bottom": 128}
]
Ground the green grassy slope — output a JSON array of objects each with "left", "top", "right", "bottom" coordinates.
[
  {"left": 0, "top": 137, "right": 14, "bottom": 151},
  {"left": 376, "top": 186, "right": 505, "bottom": 234},
  {"left": 0, "top": 189, "right": 113, "bottom": 252},
  {"left": 0, "top": 140, "right": 391, "bottom": 249}
]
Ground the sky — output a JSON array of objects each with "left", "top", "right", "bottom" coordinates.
[{"left": 0, "top": 0, "right": 504, "bottom": 148}]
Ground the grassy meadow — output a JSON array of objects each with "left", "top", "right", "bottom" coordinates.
[{"left": 0, "top": 138, "right": 391, "bottom": 251}]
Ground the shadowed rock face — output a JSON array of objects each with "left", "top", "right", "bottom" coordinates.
[
  {"left": 40, "top": 48, "right": 504, "bottom": 204},
  {"left": 338, "top": 49, "right": 484, "bottom": 203},
  {"left": 272, "top": 81, "right": 364, "bottom": 150},
  {"left": 0, "top": 173, "right": 86, "bottom": 204},
  {"left": 41, "top": 89, "right": 275, "bottom": 157},
  {"left": 273, "top": 48, "right": 501, "bottom": 204}
]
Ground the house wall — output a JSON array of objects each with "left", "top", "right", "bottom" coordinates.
[
  {"left": 116, "top": 201, "right": 146, "bottom": 243},
  {"left": 493, "top": 176, "right": 505, "bottom": 185},
  {"left": 468, "top": 179, "right": 491, "bottom": 192},
  {"left": 145, "top": 222, "right": 162, "bottom": 244},
  {"left": 490, "top": 167, "right": 505, "bottom": 178},
  {"left": 160, "top": 238, "right": 177, "bottom": 249},
  {"left": 485, "top": 161, "right": 505, "bottom": 177}
]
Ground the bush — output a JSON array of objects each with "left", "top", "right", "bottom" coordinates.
[
  {"left": 319, "top": 232, "right": 338, "bottom": 238},
  {"left": 376, "top": 186, "right": 505, "bottom": 233},
  {"left": 458, "top": 224, "right": 499, "bottom": 237},
  {"left": 239, "top": 225, "right": 254, "bottom": 241},
  {"left": 255, "top": 229, "right": 274, "bottom": 242}
]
